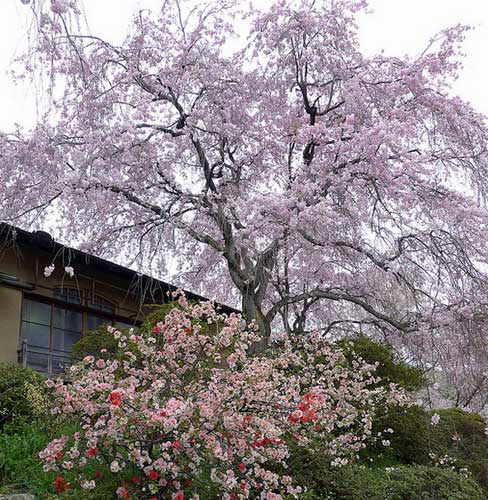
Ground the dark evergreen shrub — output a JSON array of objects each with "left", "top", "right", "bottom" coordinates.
[
  {"left": 337, "top": 335, "right": 427, "bottom": 391},
  {"left": 299, "top": 465, "right": 486, "bottom": 500}
]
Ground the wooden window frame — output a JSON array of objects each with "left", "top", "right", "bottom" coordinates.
[{"left": 23, "top": 292, "right": 137, "bottom": 338}]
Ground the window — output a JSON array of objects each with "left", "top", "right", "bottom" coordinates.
[
  {"left": 53, "top": 305, "right": 83, "bottom": 352},
  {"left": 86, "top": 293, "right": 116, "bottom": 330},
  {"left": 20, "top": 289, "right": 129, "bottom": 374},
  {"left": 20, "top": 299, "right": 52, "bottom": 372},
  {"left": 54, "top": 287, "right": 82, "bottom": 305},
  {"left": 88, "top": 294, "right": 115, "bottom": 314},
  {"left": 20, "top": 298, "right": 81, "bottom": 374}
]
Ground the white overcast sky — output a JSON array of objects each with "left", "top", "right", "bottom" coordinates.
[{"left": 0, "top": 0, "right": 487, "bottom": 131}]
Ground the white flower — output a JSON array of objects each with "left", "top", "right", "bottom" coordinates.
[
  {"left": 65, "top": 266, "right": 74, "bottom": 277},
  {"left": 81, "top": 480, "right": 96, "bottom": 490},
  {"left": 110, "top": 460, "right": 121, "bottom": 473},
  {"left": 44, "top": 264, "right": 55, "bottom": 277},
  {"left": 431, "top": 413, "right": 441, "bottom": 426},
  {"left": 381, "top": 439, "right": 390, "bottom": 447}
]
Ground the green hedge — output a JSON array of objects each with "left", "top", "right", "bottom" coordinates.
[
  {"left": 362, "top": 405, "right": 488, "bottom": 493},
  {"left": 429, "top": 408, "right": 488, "bottom": 492},
  {"left": 337, "top": 336, "right": 427, "bottom": 391},
  {"left": 0, "top": 419, "right": 121, "bottom": 498},
  {"left": 0, "top": 419, "right": 50, "bottom": 495},
  {"left": 70, "top": 324, "right": 119, "bottom": 361},
  {"left": 364, "top": 404, "right": 432, "bottom": 466},
  {"left": 301, "top": 465, "right": 486, "bottom": 500}
]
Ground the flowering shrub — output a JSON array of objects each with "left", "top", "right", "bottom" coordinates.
[{"left": 40, "top": 295, "right": 406, "bottom": 499}]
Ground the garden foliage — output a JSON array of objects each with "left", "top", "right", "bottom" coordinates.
[
  {"left": 0, "top": 362, "right": 48, "bottom": 428},
  {"left": 40, "top": 295, "right": 406, "bottom": 499},
  {"left": 299, "top": 465, "right": 486, "bottom": 500}
]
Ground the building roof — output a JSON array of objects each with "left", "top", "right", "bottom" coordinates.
[{"left": 0, "top": 223, "right": 239, "bottom": 315}]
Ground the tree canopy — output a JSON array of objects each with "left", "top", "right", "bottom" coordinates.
[{"left": 1, "top": 0, "right": 488, "bottom": 404}]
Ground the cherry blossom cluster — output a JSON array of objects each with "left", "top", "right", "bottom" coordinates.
[
  {"left": 3, "top": 0, "right": 488, "bottom": 413},
  {"left": 40, "top": 295, "right": 406, "bottom": 499}
]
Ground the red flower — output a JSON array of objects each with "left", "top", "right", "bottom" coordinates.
[
  {"left": 304, "top": 391, "right": 318, "bottom": 402},
  {"left": 288, "top": 414, "right": 299, "bottom": 423},
  {"left": 174, "top": 491, "right": 185, "bottom": 500},
  {"left": 172, "top": 440, "right": 181, "bottom": 450},
  {"left": 238, "top": 462, "right": 246, "bottom": 473},
  {"left": 118, "top": 487, "right": 130, "bottom": 500},
  {"left": 87, "top": 447, "right": 98, "bottom": 458},
  {"left": 109, "top": 391, "right": 123, "bottom": 406},
  {"left": 55, "top": 451, "right": 63, "bottom": 460},
  {"left": 93, "top": 470, "right": 103, "bottom": 479},
  {"left": 147, "top": 469, "right": 159, "bottom": 481},
  {"left": 300, "top": 409, "right": 318, "bottom": 423},
  {"left": 184, "top": 327, "right": 192, "bottom": 334},
  {"left": 53, "top": 476, "right": 70, "bottom": 493},
  {"left": 153, "top": 325, "right": 162, "bottom": 334},
  {"left": 131, "top": 475, "right": 140, "bottom": 484}
]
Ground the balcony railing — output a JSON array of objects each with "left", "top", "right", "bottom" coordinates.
[{"left": 18, "top": 339, "right": 72, "bottom": 376}]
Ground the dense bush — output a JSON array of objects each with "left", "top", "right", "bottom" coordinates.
[
  {"left": 71, "top": 302, "right": 198, "bottom": 361},
  {"left": 363, "top": 404, "right": 432, "bottom": 466},
  {"left": 70, "top": 324, "right": 119, "bottom": 361},
  {"left": 428, "top": 408, "right": 488, "bottom": 492},
  {"left": 0, "top": 362, "right": 48, "bottom": 428},
  {"left": 300, "top": 465, "right": 486, "bottom": 500},
  {"left": 362, "top": 404, "right": 488, "bottom": 493},
  {"left": 39, "top": 296, "right": 406, "bottom": 499},
  {"left": 337, "top": 336, "right": 427, "bottom": 391},
  {"left": 5, "top": 312, "right": 488, "bottom": 499}
]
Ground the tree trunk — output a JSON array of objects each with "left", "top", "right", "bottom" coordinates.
[{"left": 241, "top": 287, "right": 271, "bottom": 351}]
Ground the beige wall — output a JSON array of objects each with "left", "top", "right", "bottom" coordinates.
[
  {"left": 0, "top": 243, "right": 145, "bottom": 322},
  {"left": 0, "top": 285, "right": 22, "bottom": 363}
]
